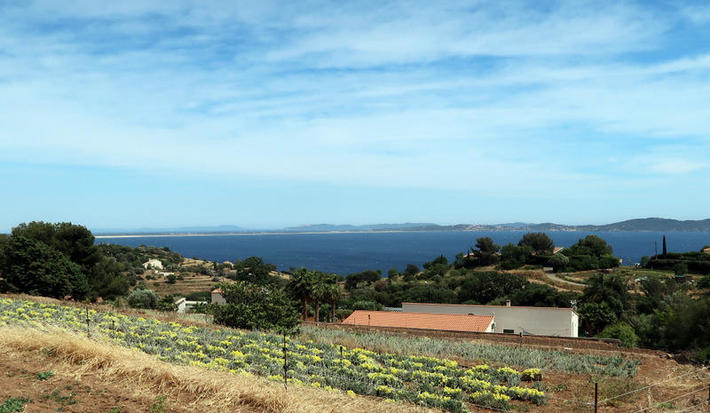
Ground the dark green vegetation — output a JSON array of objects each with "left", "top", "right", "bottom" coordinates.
[
  {"left": 0, "top": 222, "right": 136, "bottom": 300},
  {"left": 212, "top": 281, "right": 300, "bottom": 332},
  {"left": 462, "top": 234, "right": 620, "bottom": 272},
  {"left": 208, "top": 256, "right": 342, "bottom": 332},
  {"left": 578, "top": 270, "right": 710, "bottom": 358},
  {"left": 643, "top": 248, "right": 710, "bottom": 274},
  {"left": 340, "top": 237, "right": 579, "bottom": 311}
]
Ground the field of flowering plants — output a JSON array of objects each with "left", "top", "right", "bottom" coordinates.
[{"left": 0, "top": 297, "right": 551, "bottom": 412}]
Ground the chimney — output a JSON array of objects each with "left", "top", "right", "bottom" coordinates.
[{"left": 505, "top": 300, "right": 511, "bottom": 307}]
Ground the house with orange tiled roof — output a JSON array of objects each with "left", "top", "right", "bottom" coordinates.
[
  {"left": 402, "top": 301, "right": 579, "bottom": 337},
  {"left": 341, "top": 310, "right": 494, "bottom": 333}
]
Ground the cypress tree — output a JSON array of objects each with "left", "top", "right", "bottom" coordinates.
[{"left": 662, "top": 235, "right": 667, "bottom": 256}]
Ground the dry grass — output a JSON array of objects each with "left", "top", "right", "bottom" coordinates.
[{"left": 0, "top": 326, "right": 437, "bottom": 413}]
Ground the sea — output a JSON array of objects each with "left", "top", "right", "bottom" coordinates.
[{"left": 97, "top": 231, "right": 710, "bottom": 276}]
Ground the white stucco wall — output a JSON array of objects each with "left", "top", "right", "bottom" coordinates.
[
  {"left": 175, "top": 298, "right": 207, "bottom": 313},
  {"left": 401, "top": 303, "right": 578, "bottom": 337},
  {"left": 211, "top": 291, "right": 226, "bottom": 304}
]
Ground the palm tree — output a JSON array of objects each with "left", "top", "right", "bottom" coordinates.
[
  {"left": 310, "top": 271, "right": 337, "bottom": 323},
  {"left": 324, "top": 282, "right": 342, "bottom": 322},
  {"left": 311, "top": 279, "right": 330, "bottom": 323},
  {"left": 289, "top": 268, "right": 314, "bottom": 321}
]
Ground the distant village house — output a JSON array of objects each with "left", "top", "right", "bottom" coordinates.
[
  {"left": 174, "top": 297, "right": 206, "bottom": 313},
  {"left": 142, "top": 259, "right": 164, "bottom": 270}
]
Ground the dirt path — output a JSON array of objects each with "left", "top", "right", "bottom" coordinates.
[{"left": 545, "top": 270, "right": 587, "bottom": 287}]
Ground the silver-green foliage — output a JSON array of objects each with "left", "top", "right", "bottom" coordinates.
[{"left": 299, "top": 326, "right": 640, "bottom": 377}]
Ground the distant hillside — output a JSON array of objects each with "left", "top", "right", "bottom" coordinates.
[
  {"left": 93, "top": 217, "right": 710, "bottom": 236},
  {"left": 284, "top": 223, "right": 438, "bottom": 232},
  {"left": 95, "top": 225, "right": 246, "bottom": 235},
  {"left": 581, "top": 218, "right": 710, "bottom": 232}
]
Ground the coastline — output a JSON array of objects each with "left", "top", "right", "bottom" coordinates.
[
  {"left": 94, "top": 230, "right": 416, "bottom": 239},
  {"left": 94, "top": 228, "right": 710, "bottom": 239}
]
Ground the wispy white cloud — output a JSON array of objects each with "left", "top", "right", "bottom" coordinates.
[{"left": 0, "top": 0, "right": 709, "bottom": 202}]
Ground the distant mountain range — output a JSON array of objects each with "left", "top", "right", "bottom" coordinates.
[
  {"left": 92, "top": 218, "right": 710, "bottom": 236},
  {"left": 94, "top": 225, "right": 246, "bottom": 235}
]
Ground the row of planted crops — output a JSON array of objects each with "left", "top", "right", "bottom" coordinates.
[{"left": 0, "top": 297, "right": 595, "bottom": 411}]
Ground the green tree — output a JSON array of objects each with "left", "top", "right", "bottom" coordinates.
[
  {"left": 636, "top": 274, "right": 678, "bottom": 314},
  {"left": 88, "top": 258, "right": 130, "bottom": 300},
  {"left": 456, "top": 271, "right": 527, "bottom": 304},
  {"left": 232, "top": 256, "right": 278, "bottom": 284},
  {"left": 0, "top": 233, "right": 8, "bottom": 252},
  {"left": 662, "top": 235, "right": 668, "bottom": 256},
  {"left": 289, "top": 268, "right": 316, "bottom": 320},
  {"left": 475, "top": 237, "right": 500, "bottom": 254},
  {"left": 579, "top": 274, "right": 630, "bottom": 334},
  {"left": 12, "top": 222, "right": 102, "bottom": 272},
  {"left": 0, "top": 236, "right": 89, "bottom": 299},
  {"left": 310, "top": 272, "right": 336, "bottom": 323},
  {"left": 402, "top": 264, "right": 419, "bottom": 280},
  {"left": 565, "top": 235, "right": 613, "bottom": 257},
  {"left": 156, "top": 294, "right": 178, "bottom": 311},
  {"left": 518, "top": 233, "right": 554, "bottom": 255},
  {"left": 344, "top": 270, "right": 381, "bottom": 290},
  {"left": 467, "top": 237, "right": 501, "bottom": 267},
  {"left": 423, "top": 255, "right": 448, "bottom": 269},
  {"left": 674, "top": 262, "right": 688, "bottom": 275},
  {"left": 500, "top": 244, "right": 532, "bottom": 270},
  {"left": 213, "top": 281, "right": 299, "bottom": 332},
  {"left": 578, "top": 302, "right": 618, "bottom": 336},
  {"left": 548, "top": 253, "right": 569, "bottom": 272},
  {"left": 323, "top": 282, "right": 342, "bottom": 322},
  {"left": 599, "top": 322, "right": 639, "bottom": 347},
  {"left": 10, "top": 221, "right": 127, "bottom": 300},
  {"left": 509, "top": 283, "right": 578, "bottom": 307}
]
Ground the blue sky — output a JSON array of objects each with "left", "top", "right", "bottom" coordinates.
[{"left": 1, "top": 1, "right": 710, "bottom": 232}]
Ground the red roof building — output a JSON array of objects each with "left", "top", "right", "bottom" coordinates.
[{"left": 341, "top": 310, "right": 494, "bottom": 333}]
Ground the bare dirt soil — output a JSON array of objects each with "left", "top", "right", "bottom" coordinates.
[{"left": 0, "top": 351, "right": 189, "bottom": 413}]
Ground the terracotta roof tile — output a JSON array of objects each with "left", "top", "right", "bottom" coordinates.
[{"left": 341, "top": 310, "right": 493, "bottom": 333}]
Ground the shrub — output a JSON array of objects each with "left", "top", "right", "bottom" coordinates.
[
  {"left": 156, "top": 294, "right": 177, "bottom": 311},
  {"left": 599, "top": 322, "right": 639, "bottom": 348},
  {"left": 127, "top": 288, "right": 158, "bottom": 309}
]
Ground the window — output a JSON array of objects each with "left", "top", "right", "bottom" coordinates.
[{"left": 503, "top": 329, "right": 515, "bottom": 334}]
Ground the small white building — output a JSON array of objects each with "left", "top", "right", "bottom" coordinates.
[
  {"left": 175, "top": 297, "right": 207, "bottom": 313},
  {"left": 401, "top": 302, "right": 579, "bottom": 337},
  {"left": 143, "top": 259, "right": 164, "bottom": 270},
  {"left": 211, "top": 288, "right": 226, "bottom": 304}
]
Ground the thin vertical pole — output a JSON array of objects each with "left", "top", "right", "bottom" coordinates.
[
  {"left": 594, "top": 382, "right": 598, "bottom": 413},
  {"left": 282, "top": 333, "right": 288, "bottom": 390},
  {"left": 85, "top": 307, "right": 91, "bottom": 338}
]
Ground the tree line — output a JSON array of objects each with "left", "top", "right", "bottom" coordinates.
[{"left": 0, "top": 222, "right": 133, "bottom": 300}]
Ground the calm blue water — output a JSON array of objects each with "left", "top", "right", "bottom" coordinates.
[{"left": 98, "top": 231, "right": 710, "bottom": 275}]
